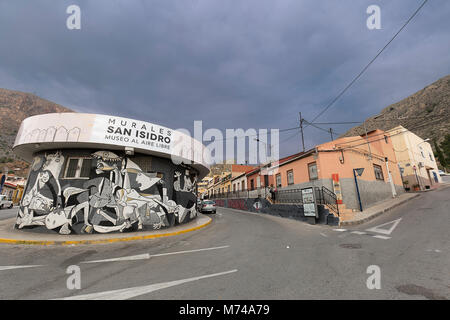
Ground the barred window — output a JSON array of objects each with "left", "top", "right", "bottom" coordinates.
[
  {"left": 308, "top": 162, "right": 318, "bottom": 181},
  {"left": 373, "top": 164, "right": 384, "bottom": 181},
  {"left": 131, "top": 157, "right": 152, "bottom": 172}
]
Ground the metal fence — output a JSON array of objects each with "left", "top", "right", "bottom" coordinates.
[
  {"left": 207, "top": 187, "right": 270, "bottom": 199},
  {"left": 206, "top": 185, "right": 339, "bottom": 216}
]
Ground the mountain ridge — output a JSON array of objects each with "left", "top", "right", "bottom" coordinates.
[
  {"left": 0, "top": 88, "right": 73, "bottom": 175},
  {"left": 340, "top": 74, "right": 450, "bottom": 148}
]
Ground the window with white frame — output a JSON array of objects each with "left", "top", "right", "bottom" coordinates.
[
  {"left": 64, "top": 157, "right": 92, "bottom": 178},
  {"left": 287, "top": 170, "right": 294, "bottom": 185},
  {"left": 276, "top": 173, "right": 282, "bottom": 187}
]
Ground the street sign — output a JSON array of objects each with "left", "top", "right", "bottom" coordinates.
[
  {"left": 301, "top": 187, "right": 317, "bottom": 218},
  {"left": 354, "top": 168, "right": 364, "bottom": 176}
]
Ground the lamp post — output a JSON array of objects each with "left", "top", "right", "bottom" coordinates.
[
  {"left": 254, "top": 138, "right": 273, "bottom": 196},
  {"left": 353, "top": 168, "right": 364, "bottom": 212}
]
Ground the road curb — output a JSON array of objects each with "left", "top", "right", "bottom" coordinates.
[
  {"left": 0, "top": 216, "right": 212, "bottom": 246},
  {"left": 339, "top": 193, "right": 421, "bottom": 227}
]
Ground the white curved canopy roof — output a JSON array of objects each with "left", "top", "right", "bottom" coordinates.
[{"left": 13, "top": 113, "right": 210, "bottom": 179}]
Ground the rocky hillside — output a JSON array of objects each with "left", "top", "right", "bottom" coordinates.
[
  {"left": 0, "top": 88, "right": 73, "bottom": 176},
  {"left": 341, "top": 74, "right": 450, "bottom": 148}
]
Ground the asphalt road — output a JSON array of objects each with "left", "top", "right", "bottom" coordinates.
[
  {"left": 0, "top": 187, "right": 448, "bottom": 300},
  {"left": 0, "top": 206, "right": 18, "bottom": 221}
]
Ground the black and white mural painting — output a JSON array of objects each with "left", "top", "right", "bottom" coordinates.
[{"left": 16, "top": 150, "right": 198, "bottom": 234}]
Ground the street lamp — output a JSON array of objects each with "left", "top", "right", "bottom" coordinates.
[
  {"left": 254, "top": 138, "right": 273, "bottom": 163},
  {"left": 254, "top": 138, "right": 273, "bottom": 196},
  {"left": 353, "top": 168, "right": 364, "bottom": 212}
]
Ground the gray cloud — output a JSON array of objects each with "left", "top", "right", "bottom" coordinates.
[{"left": 1, "top": 0, "right": 449, "bottom": 159}]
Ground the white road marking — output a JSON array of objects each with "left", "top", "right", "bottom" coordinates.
[
  {"left": 54, "top": 269, "right": 238, "bottom": 300},
  {"left": 82, "top": 254, "right": 151, "bottom": 264},
  {"left": 351, "top": 231, "right": 367, "bottom": 235},
  {"left": 366, "top": 218, "right": 402, "bottom": 235},
  {"left": 150, "top": 245, "right": 230, "bottom": 258},
  {"left": 372, "top": 235, "right": 391, "bottom": 240},
  {"left": 0, "top": 265, "right": 43, "bottom": 271},
  {"left": 82, "top": 245, "right": 230, "bottom": 264},
  {"left": 333, "top": 229, "right": 347, "bottom": 232},
  {"left": 320, "top": 233, "right": 328, "bottom": 238}
]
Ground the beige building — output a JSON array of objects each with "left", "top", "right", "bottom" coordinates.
[{"left": 390, "top": 125, "right": 441, "bottom": 190}]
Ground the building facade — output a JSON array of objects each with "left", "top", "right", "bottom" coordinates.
[
  {"left": 13, "top": 113, "right": 209, "bottom": 235},
  {"left": 267, "top": 129, "right": 404, "bottom": 211},
  {"left": 389, "top": 125, "right": 441, "bottom": 190}
]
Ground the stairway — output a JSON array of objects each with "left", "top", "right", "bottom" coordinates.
[{"left": 334, "top": 203, "right": 357, "bottom": 221}]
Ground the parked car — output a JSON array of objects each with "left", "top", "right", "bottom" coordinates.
[
  {"left": 0, "top": 195, "right": 13, "bottom": 209},
  {"left": 200, "top": 200, "right": 216, "bottom": 214},
  {"left": 438, "top": 170, "right": 448, "bottom": 176}
]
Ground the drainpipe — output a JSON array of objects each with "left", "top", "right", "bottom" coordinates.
[{"left": 385, "top": 157, "right": 397, "bottom": 198}]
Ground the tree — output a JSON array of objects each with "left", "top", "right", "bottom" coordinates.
[
  {"left": 440, "top": 134, "right": 450, "bottom": 169},
  {"left": 434, "top": 139, "right": 447, "bottom": 169}
]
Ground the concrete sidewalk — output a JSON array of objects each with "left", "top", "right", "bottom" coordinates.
[
  {"left": 339, "top": 193, "right": 420, "bottom": 226},
  {"left": 0, "top": 214, "right": 212, "bottom": 245},
  {"left": 340, "top": 183, "right": 450, "bottom": 226}
]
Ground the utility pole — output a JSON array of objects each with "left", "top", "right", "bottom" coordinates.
[
  {"left": 299, "top": 112, "right": 305, "bottom": 152},
  {"left": 363, "top": 120, "right": 372, "bottom": 160}
]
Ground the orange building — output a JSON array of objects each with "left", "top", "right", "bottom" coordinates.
[{"left": 267, "top": 129, "right": 404, "bottom": 211}]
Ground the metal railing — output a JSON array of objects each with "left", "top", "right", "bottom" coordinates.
[
  {"left": 206, "top": 185, "right": 340, "bottom": 216},
  {"left": 315, "top": 186, "right": 340, "bottom": 216},
  {"left": 207, "top": 187, "right": 270, "bottom": 199},
  {"left": 272, "top": 188, "right": 303, "bottom": 204}
]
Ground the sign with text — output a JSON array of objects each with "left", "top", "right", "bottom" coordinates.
[
  {"left": 301, "top": 187, "right": 317, "bottom": 217},
  {"left": 91, "top": 115, "right": 173, "bottom": 154}
]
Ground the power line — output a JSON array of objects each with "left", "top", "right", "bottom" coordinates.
[
  {"left": 211, "top": 126, "right": 301, "bottom": 142},
  {"left": 310, "top": 113, "right": 445, "bottom": 125},
  {"left": 306, "top": 0, "right": 429, "bottom": 126},
  {"left": 303, "top": 120, "right": 342, "bottom": 136},
  {"left": 338, "top": 118, "right": 442, "bottom": 150}
]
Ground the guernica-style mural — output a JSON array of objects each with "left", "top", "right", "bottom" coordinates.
[{"left": 16, "top": 150, "right": 199, "bottom": 234}]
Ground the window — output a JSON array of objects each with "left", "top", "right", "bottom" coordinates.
[
  {"left": 384, "top": 135, "right": 388, "bottom": 144},
  {"left": 429, "top": 153, "right": 433, "bottom": 161},
  {"left": 373, "top": 164, "right": 384, "bottom": 181},
  {"left": 276, "top": 173, "right": 282, "bottom": 187},
  {"left": 308, "top": 162, "right": 318, "bottom": 181},
  {"left": 64, "top": 157, "right": 92, "bottom": 178},
  {"left": 131, "top": 157, "right": 152, "bottom": 172},
  {"left": 250, "top": 179, "right": 254, "bottom": 190},
  {"left": 242, "top": 180, "right": 246, "bottom": 190},
  {"left": 287, "top": 170, "right": 294, "bottom": 185}
]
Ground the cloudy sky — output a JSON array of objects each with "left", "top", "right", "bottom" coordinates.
[{"left": 1, "top": 0, "right": 449, "bottom": 161}]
